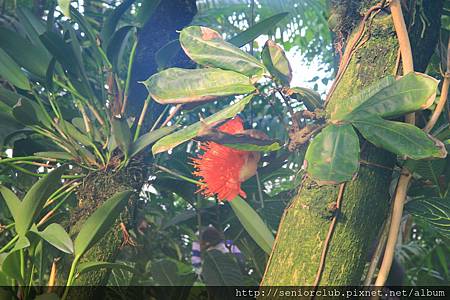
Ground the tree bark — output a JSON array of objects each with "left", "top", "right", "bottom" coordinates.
[
  {"left": 261, "top": 0, "right": 442, "bottom": 286},
  {"left": 58, "top": 1, "right": 197, "bottom": 297}
]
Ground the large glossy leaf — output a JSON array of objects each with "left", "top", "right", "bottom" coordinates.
[
  {"left": 406, "top": 196, "right": 450, "bottom": 237},
  {"left": 0, "top": 27, "right": 50, "bottom": 78},
  {"left": 288, "top": 86, "right": 322, "bottom": 111},
  {"left": 144, "top": 67, "right": 255, "bottom": 104},
  {"left": 1, "top": 251, "right": 24, "bottom": 285},
  {"left": 0, "top": 49, "right": 30, "bottom": 90},
  {"left": 229, "top": 196, "right": 274, "bottom": 254},
  {"left": 130, "top": 126, "right": 177, "bottom": 158},
  {"left": 333, "top": 73, "right": 438, "bottom": 120},
  {"left": 74, "top": 190, "right": 133, "bottom": 258},
  {"left": 101, "top": 0, "right": 135, "bottom": 47},
  {"left": 179, "top": 26, "right": 266, "bottom": 78},
  {"left": 328, "top": 76, "right": 395, "bottom": 120},
  {"left": 31, "top": 223, "right": 74, "bottom": 254},
  {"left": 202, "top": 250, "right": 244, "bottom": 286},
  {"left": 261, "top": 39, "right": 292, "bottom": 86},
  {"left": 152, "top": 94, "right": 253, "bottom": 154},
  {"left": 352, "top": 114, "right": 447, "bottom": 160},
  {"left": 229, "top": 12, "right": 289, "bottom": 47},
  {"left": 304, "top": 124, "right": 360, "bottom": 184},
  {"left": 15, "top": 167, "right": 65, "bottom": 236}
]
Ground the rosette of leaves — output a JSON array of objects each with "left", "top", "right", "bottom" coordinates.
[
  {"left": 304, "top": 73, "right": 447, "bottom": 185},
  {"left": 144, "top": 26, "right": 286, "bottom": 154}
]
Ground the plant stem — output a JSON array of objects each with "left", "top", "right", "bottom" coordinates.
[
  {"left": 62, "top": 255, "right": 81, "bottom": 300},
  {"left": 154, "top": 164, "right": 204, "bottom": 186},
  {"left": 134, "top": 95, "right": 152, "bottom": 141},
  {"left": 0, "top": 235, "right": 19, "bottom": 254}
]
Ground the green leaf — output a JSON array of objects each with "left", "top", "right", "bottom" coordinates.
[
  {"left": 1, "top": 251, "right": 24, "bottom": 285},
  {"left": 202, "top": 250, "right": 244, "bottom": 286},
  {"left": 77, "top": 261, "right": 135, "bottom": 276},
  {"left": 0, "top": 85, "right": 31, "bottom": 107},
  {"left": 107, "top": 26, "right": 135, "bottom": 73},
  {"left": 12, "top": 236, "right": 30, "bottom": 251},
  {"left": 0, "top": 49, "right": 30, "bottom": 90},
  {"left": 333, "top": 73, "right": 438, "bottom": 120},
  {"left": 151, "top": 259, "right": 184, "bottom": 286},
  {"left": 152, "top": 94, "right": 253, "bottom": 154},
  {"left": 0, "top": 186, "right": 22, "bottom": 222},
  {"left": 111, "top": 116, "right": 132, "bottom": 157},
  {"left": 405, "top": 159, "right": 446, "bottom": 187},
  {"left": 406, "top": 196, "right": 450, "bottom": 237},
  {"left": 12, "top": 98, "right": 51, "bottom": 127},
  {"left": 288, "top": 87, "right": 322, "bottom": 111},
  {"left": 144, "top": 67, "right": 255, "bottom": 104},
  {"left": 305, "top": 124, "right": 360, "bottom": 184},
  {"left": 229, "top": 196, "right": 274, "bottom": 254},
  {"left": 59, "top": 120, "right": 92, "bottom": 147},
  {"left": 15, "top": 167, "right": 65, "bottom": 236},
  {"left": 229, "top": 12, "right": 289, "bottom": 47},
  {"left": 328, "top": 76, "right": 395, "bottom": 120},
  {"left": 58, "top": 0, "right": 71, "bottom": 18},
  {"left": 101, "top": 0, "right": 135, "bottom": 47},
  {"left": 261, "top": 39, "right": 292, "bottom": 86},
  {"left": 223, "top": 141, "right": 281, "bottom": 152},
  {"left": 0, "top": 27, "right": 50, "bottom": 78},
  {"left": 179, "top": 26, "right": 266, "bottom": 78},
  {"left": 351, "top": 114, "right": 447, "bottom": 160},
  {"left": 32, "top": 223, "right": 74, "bottom": 254},
  {"left": 74, "top": 190, "right": 133, "bottom": 258},
  {"left": 130, "top": 126, "right": 177, "bottom": 158},
  {"left": 34, "top": 151, "right": 74, "bottom": 161}
]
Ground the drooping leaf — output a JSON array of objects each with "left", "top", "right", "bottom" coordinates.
[
  {"left": 229, "top": 196, "right": 274, "bottom": 254},
  {"left": 1, "top": 251, "right": 24, "bottom": 285},
  {"left": 34, "top": 151, "right": 74, "bottom": 161},
  {"left": 152, "top": 94, "right": 253, "bottom": 154},
  {"left": 328, "top": 75, "right": 395, "bottom": 120},
  {"left": 74, "top": 190, "right": 133, "bottom": 258},
  {"left": 58, "top": 0, "right": 72, "bottom": 18},
  {"left": 406, "top": 196, "right": 450, "bottom": 237},
  {"left": 0, "top": 27, "right": 50, "bottom": 78},
  {"left": 0, "top": 187, "right": 22, "bottom": 222},
  {"left": 305, "top": 124, "right": 360, "bottom": 184},
  {"left": 288, "top": 86, "right": 322, "bottom": 111},
  {"left": 15, "top": 166, "right": 65, "bottom": 236},
  {"left": 12, "top": 98, "right": 51, "bottom": 127},
  {"left": 77, "top": 261, "right": 135, "bottom": 276},
  {"left": 107, "top": 25, "right": 135, "bottom": 72},
  {"left": 31, "top": 223, "right": 74, "bottom": 254},
  {"left": 144, "top": 67, "right": 255, "bottom": 104},
  {"left": 351, "top": 114, "right": 447, "bottom": 160},
  {"left": 179, "top": 26, "right": 266, "bottom": 78},
  {"left": 333, "top": 73, "right": 438, "bottom": 121},
  {"left": 130, "top": 126, "right": 177, "bottom": 158},
  {"left": 101, "top": 0, "right": 135, "bottom": 47},
  {"left": 111, "top": 116, "right": 132, "bottom": 157},
  {"left": 202, "top": 250, "right": 244, "bottom": 286},
  {"left": 229, "top": 12, "right": 289, "bottom": 47},
  {"left": 0, "top": 49, "right": 30, "bottom": 90},
  {"left": 261, "top": 39, "right": 292, "bottom": 86}
]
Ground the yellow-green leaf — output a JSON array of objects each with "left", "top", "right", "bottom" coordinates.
[{"left": 261, "top": 39, "right": 292, "bottom": 86}]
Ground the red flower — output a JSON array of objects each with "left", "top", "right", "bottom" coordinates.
[{"left": 192, "top": 117, "right": 260, "bottom": 201}]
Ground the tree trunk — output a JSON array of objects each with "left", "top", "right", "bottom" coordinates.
[
  {"left": 261, "top": 0, "right": 442, "bottom": 286},
  {"left": 59, "top": 1, "right": 197, "bottom": 296}
]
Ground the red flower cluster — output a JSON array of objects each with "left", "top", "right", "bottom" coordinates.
[{"left": 192, "top": 117, "right": 260, "bottom": 201}]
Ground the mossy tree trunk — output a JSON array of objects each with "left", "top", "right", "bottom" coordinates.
[
  {"left": 58, "top": 0, "right": 197, "bottom": 295},
  {"left": 261, "top": 0, "right": 442, "bottom": 286}
]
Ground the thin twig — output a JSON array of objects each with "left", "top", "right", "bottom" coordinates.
[{"left": 161, "top": 104, "right": 182, "bottom": 127}]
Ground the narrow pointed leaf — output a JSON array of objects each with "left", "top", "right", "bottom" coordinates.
[
  {"left": 288, "top": 87, "right": 322, "bottom": 111},
  {"left": 106, "top": 25, "right": 135, "bottom": 72},
  {"left": 261, "top": 39, "right": 292, "bottom": 86},
  {"left": 32, "top": 223, "right": 74, "bottom": 254},
  {"left": 144, "top": 67, "right": 255, "bottom": 104},
  {"left": 0, "top": 49, "right": 30, "bottom": 90},
  {"left": 229, "top": 12, "right": 289, "bottom": 47},
  {"left": 74, "top": 190, "right": 133, "bottom": 257},
  {"left": 305, "top": 124, "right": 360, "bottom": 184},
  {"left": 202, "top": 250, "right": 244, "bottom": 286},
  {"left": 101, "top": 0, "right": 134, "bottom": 47},
  {"left": 0, "top": 186, "right": 21, "bottom": 222},
  {"left": 229, "top": 196, "right": 274, "bottom": 254},
  {"left": 352, "top": 114, "right": 447, "bottom": 159},
  {"left": 152, "top": 94, "right": 253, "bottom": 154},
  {"left": 180, "top": 26, "right": 266, "bottom": 77},
  {"left": 34, "top": 151, "right": 74, "bottom": 160},
  {"left": 155, "top": 39, "right": 181, "bottom": 69},
  {"left": 12, "top": 236, "right": 30, "bottom": 251},
  {"left": 406, "top": 196, "right": 450, "bottom": 237},
  {"left": 111, "top": 116, "right": 132, "bottom": 157},
  {"left": 12, "top": 98, "right": 51, "bottom": 127},
  {"left": 15, "top": 166, "right": 65, "bottom": 236},
  {"left": 130, "top": 126, "right": 177, "bottom": 158}
]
